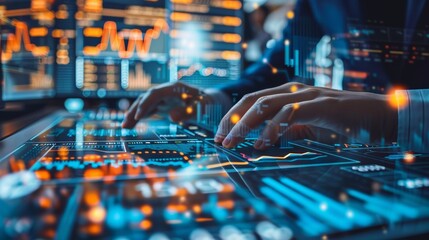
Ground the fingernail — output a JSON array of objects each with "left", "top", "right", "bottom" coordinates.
[
  {"left": 214, "top": 135, "right": 223, "bottom": 143},
  {"left": 222, "top": 135, "right": 232, "bottom": 147},
  {"left": 254, "top": 139, "right": 263, "bottom": 149}
]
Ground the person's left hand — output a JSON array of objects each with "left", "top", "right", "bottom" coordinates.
[{"left": 214, "top": 82, "right": 398, "bottom": 149}]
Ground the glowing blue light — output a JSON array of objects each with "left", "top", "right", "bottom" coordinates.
[
  {"left": 97, "top": 88, "right": 107, "bottom": 98},
  {"left": 128, "top": 209, "right": 144, "bottom": 223},
  {"left": 64, "top": 98, "right": 84, "bottom": 112},
  {"left": 106, "top": 205, "right": 126, "bottom": 229}
]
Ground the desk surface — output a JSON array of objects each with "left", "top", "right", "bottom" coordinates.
[{"left": 0, "top": 110, "right": 429, "bottom": 239}]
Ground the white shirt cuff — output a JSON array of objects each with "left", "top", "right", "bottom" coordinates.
[{"left": 396, "top": 89, "right": 429, "bottom": 152}]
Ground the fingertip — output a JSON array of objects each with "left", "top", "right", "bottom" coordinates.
[
  {"left": 214, "top": 135, "right": 224, "bottom": 143},
  {"left": 121, "top": 119, "right": 134, "bottom": 129},
  {"left": 169, "top": 108, "right": 184, "bottom": 122},
  {"left": 222, "top": 135, "right": 233, "bottom": 148},
  {"left": 254, "top": 139, "right": 263, "bottom": 149},
  {"left": 121, "top": 114, "right": 133, "bottom": 129}
]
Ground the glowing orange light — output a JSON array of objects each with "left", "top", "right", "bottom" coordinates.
[
  {"left": 84, "top": 0, "right": 103, "bottom": 12},
  {"left": 170, "top": 0, "right": 193, "bottom": 4},
  {"left": 193, "top": 205, "right": 201, "bottom": 214},
  {"left": 404, "top": 152, "right": 415, "bottom": 163},
  {"left": 222, "top": 16, "right": 242, "bottom": 26},
  {"left": 87, "top": 206, "right": 106, "bottom": 223},
  {"left": 293, "top": 103, "right": 300, "bottom": 110},
  {"left": 186, "top": 106, "right": 193, "bottom": 114},
  {"left": 220, "top": 1, "right": 242, "bottom": 10},
  {"left": 388, "top": 89, "right": 408, "bottom": 109},
  {"left": 82, "top": 19, "right": 168, "bottom": 59},
  {"left": 35, "top": 170, "right": 51, "bottom": 180},
  {"left": 222, "top": 184, "right": 235, "bottom": 192},
  {"left": 290, "top": 85, "right": 298, "bottom": 93},
  {"left": 230, "top": 114, "right": 240, "bottom": 124},
  {"left": 84, "top": 169, "right": 104, "bottom": 179},
  {"left": 221, "top": 51, "right": 241, "bottom": 60},
  {"left": 177, "top": 188, "right": 187, "bottom": 196},
  {"left": 181, "top": 93, "right": 188, "bottom": 99},
  {"left": 222, "top": 33, "right": 241, "bottom": 43},
  {"left": 58, "top": 146, "right": 69, "bottom": 157},
  {"left": 84, "top": 191, "right": 100, "bottom": 206},
  {"left": 140, "top": 220, "right": 152, "bottom": 230},
  {"left": 2, "top": 21, "right": 50, "bottom": 62},
  {"left": 218, "top": 200, "right": 234, "bottom": 209},
  {"left": 86, "top": 224, "right": 102, "bottom": 235},
  {"left": 167, "top": 204, "right": 187, "bottom": 212},
  {"left": 42, "top": 229, "right": 56, "bottom": 239},
  {"left": 344, "top": 70, "right": 368, "bottom": 79},
  {"left": 31, "top": 0, "right": 50, "bottom": 11},
  {"left": 272, "top": 67, "right": 278, "bottom": 74},
  {"left": 83, "top": 27, "right": 103, "bottom": 38},
  {"left": 140, "top": 205, "right": 153, "bottom": 215},
  {"left": 286, "top": 10, "right": 295, "bottom": 19},
  {"left": 196, "top": 218, "right": 213, "bottom": 222},
  {"left": 38, "top": 197, "right": 52, "bottom": 209},
  {"left": 170, "top": 12, "right": 192, "bottom": 21},
  {"left": 29, "top": 27, "right": 48, "bottom": 37},
  {"left": 43, "top": 214, "right": 56, "bottom": 224}
]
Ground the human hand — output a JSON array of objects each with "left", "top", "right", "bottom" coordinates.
[
  {"left": 214, "top": 82, "right": 398, "bottom": 149},
  {"left": 122, "top": 82, "right": 210, "bottom": 128}
]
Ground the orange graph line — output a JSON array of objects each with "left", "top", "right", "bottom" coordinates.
[
  {"left": 206, "top": 161, "right": 249, "bottom": 169},
  {"left": 83, "top": 19, "right": 168, "bottom": 59},
  {"left": 2, "top": 21, "right": 50, "bottom": 62},
  {"left": 243, "top": 152, "right": 319, "bottom": 162}
]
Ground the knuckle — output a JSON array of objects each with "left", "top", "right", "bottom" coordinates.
[
  {"left": 241, "top": 93, "right": 257, "bottom": 103},
  {"left": 174, "top": 81, "right": 187, "bottom": 88},
  {"left": 281, "top": 104, "right": 293, "bottom": 113},
  {"left": 255, "top": 96, "right": 274, "bottom": 107},
  {"left": 303, "top": 88, "right": 320, "bottom": 98},
  {"left": 320, "top": 96, "right": 338, "bottom": 104},
  {"left": 284, "top": 81, "right": 304, "bottom": 88}
]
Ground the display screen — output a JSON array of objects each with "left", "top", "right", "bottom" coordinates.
[
  {"left": 0, "top": 0, "right": 55, "bottom": 100},
  {"left": 0, "top": 0, "right": 243, "bottom": 100}
]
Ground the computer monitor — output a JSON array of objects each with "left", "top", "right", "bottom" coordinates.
[
  {"left": 64, "top": 0, "right": 243, "bottom": 98},
  {"left": 0, "top": 0, "right": 55, "bottom": 101},
  {"left": 0, "top": 0, "right": 243, "bottom": 100},
  {"left": 0, "top": 20, "right": 3, "bottom": 109}
]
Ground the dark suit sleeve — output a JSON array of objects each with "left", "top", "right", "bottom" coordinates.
[
  {"left": 219, "top": 0, "right": 312, "bottom": 100},
  {"left": 219, "top": 28, "right": 290, "bottom": 100}
]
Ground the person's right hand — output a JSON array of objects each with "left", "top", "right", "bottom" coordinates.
[{"left": 122, "top": 82, "right": 208, "bottom": 128}]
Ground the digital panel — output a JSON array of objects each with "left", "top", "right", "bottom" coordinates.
[
  {"left": 284, "top": 1, "right": 429, "bottom": 93},
  {"left": 2, "top": 112, "right": 429, "bottom": 238},
  {"left": 0, "top": 0, "right": 55, "bottom": 100},
  {"left": 75, "top": 0, "right": 169, "bottom": 98},
  {"left": 169, "top": 0, "right": 243, "bottom": 88},
  {"left": 235, "top": 167, "right": 429, "bottom": 237},
  {"left": 0, "top": 0, "right": 244, "bottom": 99},
  {"left": 0, "top": 172, "right": 290, "bottom": 239}
]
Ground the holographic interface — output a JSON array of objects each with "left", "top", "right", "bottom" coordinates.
[
  {"left": 1, "top": 0, "right": 429, "bottom": 239},
  {"left": 1, "top": 111, "right": 429, "bottom": 239}
]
